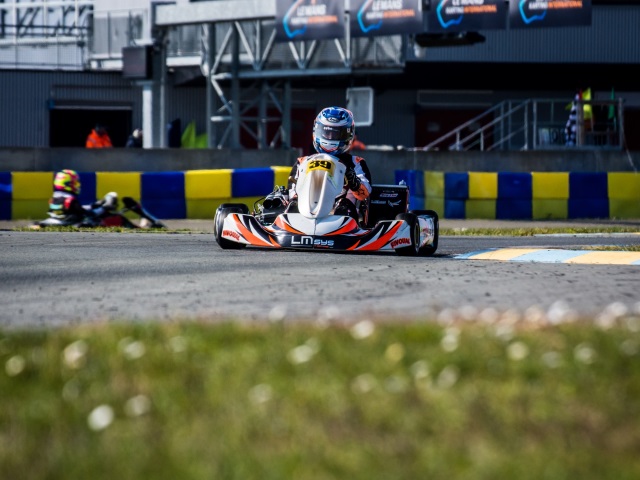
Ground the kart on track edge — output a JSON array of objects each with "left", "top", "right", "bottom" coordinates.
[{"left": 34, "top": 195, "right": 167, "bottom": 230}]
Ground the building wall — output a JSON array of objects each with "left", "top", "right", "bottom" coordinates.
[
  {"left": 410, "top": 5, "right": 640, "bottom": 65},
  {"left": 2, "top": 4, "right": 640, "bottom": 149}
]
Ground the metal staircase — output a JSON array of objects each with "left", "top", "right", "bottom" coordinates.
[{"left": 419, "top": 98, "right": 625, "bottom": 152}]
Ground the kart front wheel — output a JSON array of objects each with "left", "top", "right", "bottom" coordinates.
[
  {"left": 214, "top": 204, "right": 248, "bottom": 250},
  {"left": 409, "top": 209, "right": 439, "bottom": 257},
  {"left": 394, "top": 213, "right": 420, "bottom": 256}
]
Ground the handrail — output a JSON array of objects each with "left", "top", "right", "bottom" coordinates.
[
  {"left": 417, "top": 97, "right": 623, "bottom": 152},
  {"left": 420, "top": 101, "right": 515, "bottom": 151}
]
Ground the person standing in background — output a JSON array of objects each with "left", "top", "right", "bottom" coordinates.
[
  {"left": 86, "top": 124, "right": 113, "bottom": 148},
  {"left": 126, "top": 128, "right": 143, "bottom": 148},
  {"left": 352, "top": 135, "right": 366, "bottom": 150}
]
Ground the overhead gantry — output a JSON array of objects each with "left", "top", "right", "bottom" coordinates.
[{"left": 151, "top": 0, "right": 405, "bottom": 148}]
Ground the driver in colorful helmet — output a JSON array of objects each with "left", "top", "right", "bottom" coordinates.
[
  {"left": 48, "top": 169, "right": 117, "bottom": 222},
  {"left": 288, "top": 106, "right": 372, "bottom": 219}
]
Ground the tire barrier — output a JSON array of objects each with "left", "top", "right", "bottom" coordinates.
[
  {"left": 395, "top": 170, "right": 640, "bottom": 220},
  {"left": 2, "top": 167, "right": 638, "bottom": 220}
]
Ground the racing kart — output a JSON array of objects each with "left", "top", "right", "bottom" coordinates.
[
  {"left": 35, "top": 194, "right": 166, "bottom": 230},
  {"left": 214, "top": 153, "right": 438, "bottom": 256}
]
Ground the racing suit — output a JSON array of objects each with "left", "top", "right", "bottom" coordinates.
[
  {"left": 287, "top": 152, "right": 372, "bottom": 218},
  {"left": 47, "top": 191, "right": 117, "bottom": 224}
]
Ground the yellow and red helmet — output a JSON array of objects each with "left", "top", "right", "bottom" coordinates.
[{"left": 53, "top": 169, "right": 81, "bottom": 195}]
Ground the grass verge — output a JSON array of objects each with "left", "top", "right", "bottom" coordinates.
[{"left": 2, "top": 318, "right": 640, "bottom": 480}]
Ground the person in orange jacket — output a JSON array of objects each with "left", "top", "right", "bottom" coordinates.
[
  {"left": 352, "top": 135, "right": 366, "bottom": 150},
  {"left": 85, "top": 124, "right": 113, "bottom": 148}
]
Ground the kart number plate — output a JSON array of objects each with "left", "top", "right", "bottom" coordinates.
[{"left": 307, "top": 159, "right": 335, "bottom": 176}]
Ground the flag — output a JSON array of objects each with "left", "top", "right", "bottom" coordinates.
[
  {"left": 582, "top": 88, "right": 593, "bottom": 122},
  {"left": 181, "top": 120, "right": 196, "bottom": 148},
  {"left": 181, "top": 120, "right": 208, "bottom": 148}
]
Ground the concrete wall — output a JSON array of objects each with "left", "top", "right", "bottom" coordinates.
[{"left": 0, "top": 148, "right": 302, "bottom": 174}]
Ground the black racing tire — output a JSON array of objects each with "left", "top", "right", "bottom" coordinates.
[
  {"left": 394, "top": 212, "right": 420, "bottom": 256},
  {"left": 409, "top": 209, "right": 439, "bottom": 257},
  {"left": 216, "top": 203, "right": 249, "bottom": 214},
  {"left": 214, "top": 204, "right": 248, "bottom": 250},
  {"left": 213, "top": 203, "right": 249, "bottom": 238}
]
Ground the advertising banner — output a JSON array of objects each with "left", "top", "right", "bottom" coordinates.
[
  {"left": 350, "top": 0, "right": 423, "bottom": 38},
  {"left": 275, "top": 0, "right": 345, "bottom": 42},
  {"left": 509, "top": 0, "right": 591, "bottom": 29},
  {"left": 426, "top": 0, "right": 507, "bottom": 33}
]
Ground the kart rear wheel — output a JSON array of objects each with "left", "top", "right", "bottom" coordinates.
[
  {"left": 214, "top": 204, "right": 248, "bottom": 250},
  {"left": 394, "top": 212, "right": 420, "bottom": 256},
  {"left": 409, "top": 209, "right": 439, "bottom": 257}
]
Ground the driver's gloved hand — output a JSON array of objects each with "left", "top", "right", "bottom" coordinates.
[
  {"left": 102, "top": 192, "right": 118, "bottom": 210},
  {"left": 345, "top": 168, "right": 361, "bottom": 192}
]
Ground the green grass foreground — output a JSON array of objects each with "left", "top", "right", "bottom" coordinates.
[{"left": 2, "top": 319, "right": 640, "bottom": 480}]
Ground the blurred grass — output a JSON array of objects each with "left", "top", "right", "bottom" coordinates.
[{"left": 2, "top": 318, "right": 640, "bottom": 480}]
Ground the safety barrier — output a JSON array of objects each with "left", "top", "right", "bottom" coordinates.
[
  {"left": 396, "top": 170, "right": 640, "bottom": 219},
  {"left": 2, "top": 168, "right": 639, "bottom": 220},
  {"left": 0, "top": 167, "right": 292, "bottom": 220}
]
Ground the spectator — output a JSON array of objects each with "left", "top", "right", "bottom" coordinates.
[
  {"left": 86, "top": 124, "right": 113, "bottom": 148},
  {"left": 352, "top": 135, "right": 366, "bottom": 150},
  {"left": 126, "top": 128, "right": 143, "bottom": 148}
]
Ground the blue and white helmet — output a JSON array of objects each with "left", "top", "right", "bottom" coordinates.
[{"left": 312, "top": 107, "right": 355, "bottom": 155}]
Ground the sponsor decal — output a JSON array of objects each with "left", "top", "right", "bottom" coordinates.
[
  {"left": 276, "top": 0, "right": 345, "bottom": 42},
  {"left": 292, "top": 235, "right": 315, "bottom": 246},
  {"left": 379, "top": 192, "right": 398, "bottom": 198},
  {"left": 352, "top": 0, "right": 423, "bottom": 37},
  {"left": 428, "top": 0, "right": 507, "bottom": 33},
  {"left": 313, "top": 238, "right": 335, "bottom": 248},
  {"left": 390, "top": 237, "right": 410, "bottom": 248},
  {"left": 222, "top": 230, "right": 241, "bottom": 241},
  {"left": 291, "top": 235, "right": 335, "bottom": 248},
  {"left": 509, "top": 0, "right": 591, "bottom": 29}
]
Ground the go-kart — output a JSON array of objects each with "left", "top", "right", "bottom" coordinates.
[
  {"left": 214, "top": 153, "right": 438, "bottom": 256},
  {"left": 35, "top": 194, "right": 166, "bottom": 230}
]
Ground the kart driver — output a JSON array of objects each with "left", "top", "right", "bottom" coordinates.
[
  {"left": 48, "top": 169, "right": 117, "bottom": 223},
  {"left": 287, "top": 106, "right": 372, "bottom": 219}
]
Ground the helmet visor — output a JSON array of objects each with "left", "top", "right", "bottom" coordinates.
[{"left": 315, "top": 124, "right": 350, "bottom": 141}]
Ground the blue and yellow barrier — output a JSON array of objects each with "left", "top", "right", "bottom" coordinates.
[
  {"left": 396, "top": 170, "right": 640, "bottom": 219},
  {"left": 0, "top": 167, "right": 292, "bottom": 220},
  {"left": 1, "top": 168, "right": 638, "bottom": 220}
]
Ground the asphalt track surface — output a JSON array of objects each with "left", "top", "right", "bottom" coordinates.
[{"left": 1, "top": 219, "right": 639, "bottom": 329}]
